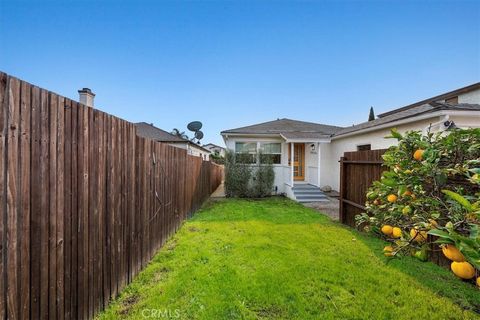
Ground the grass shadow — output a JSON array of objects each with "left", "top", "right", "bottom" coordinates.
[{"left": 351, "top": 224, "right": 480, "bottom": 314}]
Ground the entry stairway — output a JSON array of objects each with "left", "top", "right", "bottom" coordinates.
[{"left": 293, "top": 184, "right": 329, "bottom": 203}]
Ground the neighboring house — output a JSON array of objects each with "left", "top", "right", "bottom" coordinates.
[
  {"left": 136, "top": 122, "right": 211, "bottom": 161},
  {"left": 221, "top": 83, "right": 480, "bottom": 201},
  {"left": 203, "top": 143, "right": 226, "bottom": 157}
]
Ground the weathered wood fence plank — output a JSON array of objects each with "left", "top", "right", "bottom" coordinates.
[{"left": 0, "top": 72, "right": 223, "bottom": 319}]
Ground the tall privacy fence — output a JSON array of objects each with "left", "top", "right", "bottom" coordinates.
[{"left": 0, "top": 72, "right": 223, "bottom": 319}]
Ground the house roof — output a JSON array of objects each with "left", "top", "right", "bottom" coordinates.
[
  {"left": 221, "top": 118, "right": 343, "bottom": 139},
  {"left": 203, "top": 143, "right": 226, "bottom": 150},
  {"left": 334, "top": 103, "right": 480, "bottom": 137},
  {"left": 378, "top": 82, "right": 480, "bottom": 118},
  {"left": 168, "top": 140, "right": 212, "bottom": 153},
  {"left": 221, "top": 103, "right": 480, "bottom": 141},
  {"left": 135, "top": 122, "right": 185, "bottom": 142},
  {"left": 135, "top": 122, "right": 212, "bottom": 153}
]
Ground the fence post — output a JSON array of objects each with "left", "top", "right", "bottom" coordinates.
[{"left": 339, "top": 156, "right": 345, "bottom": 223}]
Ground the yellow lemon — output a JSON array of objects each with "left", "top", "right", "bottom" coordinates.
[
  {"left": 442, "top": 245, "right": 465, "bottom": 262},
  {"left": 381, "top": 225, "right": 393, "bottom": 236},
  {"left": 451, "top": 261, "right": 475, "bottom": 279},
  {"left": 392, "top": 227, "right": 402, "bottom": 238},
  {"left": 428, "top": 219, "right": 438, "bottom": 229},
  {"left": 387, "top": 194, "right": 398, "bottom": 203},
  {"left": 413, "top": 149, "right": 424, "bottom": 161},
  {"left": 410, "top": 228, "right": 427, "bottom": 242},
  {"left": 383, "top": 246, "right": 394, "bottom": 256}
]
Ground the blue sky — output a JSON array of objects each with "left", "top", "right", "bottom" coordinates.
[{"left": 1, "top": 0, "right": 479, "bottom": 146}]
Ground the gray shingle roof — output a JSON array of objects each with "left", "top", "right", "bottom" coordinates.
[
  {"left": 378, "top": 82, "right": 480, "bottom": 118},
  {"left": 220, "top": 104, "right": 480, "bottom": 140},
  {"left": 334, "top": 103, "right": 480, "bottom": 137},
  {"left": 135, "top": 122, "right": 186, "bottom": 142},
  {"left": 221, "top": 118, "right": 343, "bottom": 138}
]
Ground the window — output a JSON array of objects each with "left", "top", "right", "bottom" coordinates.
[
  {"left": 260, "top": 142, "right": 281, "bottom": 164},
  {"left": 235, "top": 142, "right": 257, "bottom": 163},
  {"left": 357, "top": 144, "right": 371, "bottom": 151}
]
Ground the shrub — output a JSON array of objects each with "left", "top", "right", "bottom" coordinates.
[
  {"left": 356, "top": 128, "right": 480, "bottom": 282},
  {"left": 252, "top": 157, "right": 275, "bottom": 197},
  {"left": 210, "top": 152, "right": 225, "bottom": 165},
  {"left": 224, "top": 150, "right": 275, "bottom": 198},
  {"left": 224, "top": 151, "right": 251, "bottom": 197}
]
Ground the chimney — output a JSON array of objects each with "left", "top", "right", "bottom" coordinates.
[{"left": 78, "top": 88, "right": 95, "bottom": 107}]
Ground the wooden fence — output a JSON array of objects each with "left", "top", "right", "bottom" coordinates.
[
  {"left": 339, "top": 149, "right": 387, "bottom": 227},
  {"left": 0, "top": 72, "right": 223, "bottom": 319}
]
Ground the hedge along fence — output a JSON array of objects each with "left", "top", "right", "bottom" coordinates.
[{"left": 0, "top": 72, "right": 223, "bottom": 320}]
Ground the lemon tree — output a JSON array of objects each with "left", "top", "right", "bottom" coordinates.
[{"left": 356, "top": 128, "right": 480, "bottom": 283}]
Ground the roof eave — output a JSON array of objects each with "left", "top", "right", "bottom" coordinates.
[
  {"left": 280, "top": 133, "right": 331, "bottom": 143},
  {"left": 378, "top": 82, "right": 480, "bottom": 118},
  {"left": 331, "top": 109, "right": 475, "bottom": 139}
]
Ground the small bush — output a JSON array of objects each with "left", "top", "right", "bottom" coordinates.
[
  {"left": 210, "top": 152, "right": 225, "bottom": 165},
  {"left": 253, "top": 157, "right": 275, "bottom": 197},
  {"left": 224, "top": 151, "right": 275, "bottom": 198}
]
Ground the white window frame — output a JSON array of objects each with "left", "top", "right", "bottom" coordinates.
[{"left": 259, "top": 142, "right": 282, "bottom": 165}]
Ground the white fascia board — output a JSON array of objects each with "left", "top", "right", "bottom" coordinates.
[
  {"left": 221, "top": 133, "right": 283, "bottom": 139},
  {"left": 331, "top": 110, "right": 449, "bottom": 140},
  {"left": 280, "top": 134, "right": 331, "bottom": 143}
]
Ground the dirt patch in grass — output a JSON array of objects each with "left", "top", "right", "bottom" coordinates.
[
  {"left": 166, "top": 240, "right": 177, "bottom": 251},
  {"left": 153, "top": 266, "right": 170, "bottom": 283},
  {"left": 118, "top": 294, "right": 139, "bottom": 316},
  {"left": 188, "top": 226, "right": 199, "bottom": 232},
  {"left": 252, "top": 305, "right": 286, "bottom": 319}
]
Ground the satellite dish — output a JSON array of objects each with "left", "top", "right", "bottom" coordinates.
[
  {"left": 194, "top": 130, "right": 204, "bottom": 140},
  {"left": 187, "top": 121, "right": 202, "bottom": 132}
]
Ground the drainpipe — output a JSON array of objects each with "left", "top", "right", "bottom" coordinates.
[
  {"left": 317, "top": 142, "right": 321, "bottom": 187},
  {"left": 290, "top": 142, "right": 294, "bottom": 187}
]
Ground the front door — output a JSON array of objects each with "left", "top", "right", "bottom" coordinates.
[{"left": 289, "top": 143, "right": 305, "bottom": 181}]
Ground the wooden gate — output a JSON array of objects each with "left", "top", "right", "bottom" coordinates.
[{"left": 339, "top": 149, "right": 387, "bottom": 227}]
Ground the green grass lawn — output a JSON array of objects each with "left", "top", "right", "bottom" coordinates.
[{"left": 98, "top": 198, "right": 480, "bottom": 320}]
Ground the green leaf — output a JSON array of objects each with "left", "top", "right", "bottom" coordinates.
[
  {"left": 381, "top": 178, "right": 397, "bottom": 187},
  {"left": 434, "top": 173, "right": 447, "bottom": 186},
  {"left": 386, "top": 128, "right": 403, "bottom": 140},
  {"left": 427, "top": 229, "right": 452, "bottom": 239},
  {"left": 441, "top": 190, "right": 473, "bottom": 212},
  {"left": 469, "top": 224, "right": 479, "bottom": 240}
]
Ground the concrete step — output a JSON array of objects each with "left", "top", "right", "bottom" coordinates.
[
  {"left": 292, "top": 184, "right": 328, "bottom": 203},
  {"left": 292, "top": 185, "right": 320, "bottom": 190},
  {"left": 296, "top": 197, "right": 329, "bottom": 203},
  {"left": 296, "top": 194, "right": 328, "bottom": 199},
  {"left": 294, "top": 189, "right": 325, "bottom": 194}
]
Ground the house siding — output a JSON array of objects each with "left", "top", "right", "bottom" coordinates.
[{"left": 324, "top": 113, "right": 480, "bottom": 191}]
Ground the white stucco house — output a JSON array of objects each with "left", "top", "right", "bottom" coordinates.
[
  {"left": 203, "top": 143, "right": 226, "bottom": 157},
  {"left": 221, "top": 83, "right": 480, "bottom": 202},
  {"left": 136, "top": 122, "right": 212, "bottom": 160}
]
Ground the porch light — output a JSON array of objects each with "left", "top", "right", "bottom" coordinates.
[{"left": 310, "top": 144, "right": 316, "bottom": 151}]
